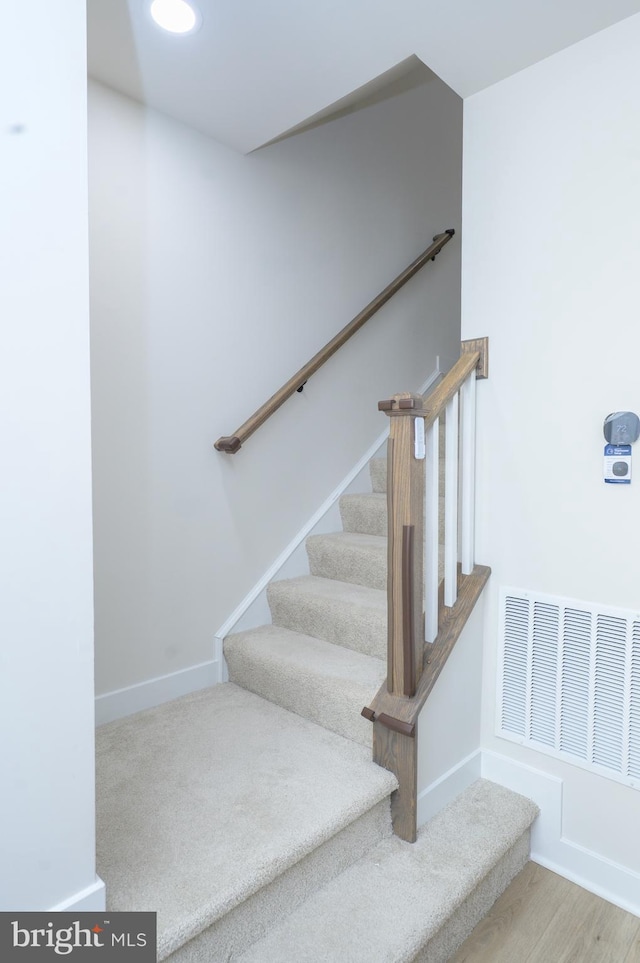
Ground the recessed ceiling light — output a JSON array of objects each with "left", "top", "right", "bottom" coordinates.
[{"left": 150, "top": 0, "right": 201, "bottom": 35}]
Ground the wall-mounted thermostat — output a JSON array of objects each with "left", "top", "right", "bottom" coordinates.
[
  {"left": 603, "top": 411, "right": 640, "bottom": 445},
  {"left": 603, "top": 412, "right": 639, "bottom": 484}
]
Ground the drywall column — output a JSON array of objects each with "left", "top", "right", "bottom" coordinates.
[{"left": 0, "top": 2, "right": 103, "bottom": 910}]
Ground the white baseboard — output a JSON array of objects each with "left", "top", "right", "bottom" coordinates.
[
  {"left": 50, "top": 877, "right": 106, "bottom": 912},
  {"left": 482, "top": 750, "right": 640, "bottom": 917},
  {"left": 95, "top": 366, "right": 442, "bottom": 726},
  {"left": 95, "top": 659, "right": 219, "bottom": 726},
  {"left": 417, "top": 750, "right": 482, "bottom": 828}
]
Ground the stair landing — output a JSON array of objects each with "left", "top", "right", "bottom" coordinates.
[{"left": 96, "top": 683, "right": 396, "bottom": 960}]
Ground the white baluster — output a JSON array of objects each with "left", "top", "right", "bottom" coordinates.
[
  {"left": 460, "top": 369, "right": 477, "bottom": 575},
  {"left": 444, "top": 392, "right": 459, "bottom": 607},
  {"left": 424, "top": 416, "right": 439, "bottom": 642}
]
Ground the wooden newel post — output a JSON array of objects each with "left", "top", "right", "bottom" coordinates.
[{"left": 378, "top": 392, "right": 425, "bottom": 698}]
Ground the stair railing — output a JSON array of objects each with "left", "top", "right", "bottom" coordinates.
[
  {"left": 362, "top": 338, "right": 490, "bottom": 842},
  {"left": 214, "top": 230, "right": 455, "bottom": 454}
]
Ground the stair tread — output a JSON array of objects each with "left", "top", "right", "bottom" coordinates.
[
  {"left": 226, "top": 623, "right": 385, "bottom": 681},
  {"left": 268, "top": 575, "right": 386, "bottom": 659},
  {"left": 225, "top": 625, "right": 385, "bottom": 746},
  {"left": 225, "top": 625, "right": 386, "bottom": 698},
  {"left": 96, "top": 683, "right": 396, "bottom": 958},
  {"left": 270, "top": 573, "right": 386, "bottom": 609},
  {"left": 308, "top": 531, "right": 387, "bottom": 550},
  {"left": 340, "top": 492, "right": 387, "bottom": 536},
  {"left": 237, "top": 780, "right": 539, "bottom": 962}
]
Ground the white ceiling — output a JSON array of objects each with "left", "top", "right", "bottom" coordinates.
[{"left": 87, "top": 0, "right": 640, "bottom": 153}]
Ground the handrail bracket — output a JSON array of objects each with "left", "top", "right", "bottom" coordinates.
[{"left": 214, "top": 229, "right": 456, "bottom": 453}]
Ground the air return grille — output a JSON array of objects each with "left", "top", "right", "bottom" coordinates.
[{"left": 498, "top": 588, "right": 640, "bottom": 789}]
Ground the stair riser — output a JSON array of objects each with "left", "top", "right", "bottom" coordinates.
[
  {"left": 233, "top": 781, "right": 538, "bottom": 963},
  {"left": 306, "top": 537, "right": 387, "bottom": 591},
  {"left": 306, "top": 536, "right": 445, "bottom": 591},
  {"left": 340, "top": 493, "right": 445, "bottom": 538},
  {"left": 225, "top": 638, "right": 380, "bottom": 747},
  {"left": 267, "top": 583, "right": 387, "bottom": 661},
  {"left": 370, "top": 457, "right": 446, "bottom": 494},
  {"left": 413, "top": 830, "right": 531, "bottom": 963},
  {"left": 369, "top": 458, "right": 387, "bottom": 494},
  {"left": 165, "top": 799, "right": 392, "bottom": 963},
  {"left": 340, "top": 494, "right": 387, "bottom": 537}
]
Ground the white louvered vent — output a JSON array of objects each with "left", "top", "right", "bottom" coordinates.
[{"left": 498, "top": 588, "right": 640, "bottom": 790}]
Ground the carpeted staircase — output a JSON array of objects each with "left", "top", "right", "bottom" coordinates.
[
  {"left": 225, "top": 454, "right": 442, "bottom": 747},
  {"left": 96, "top": 449, "right": 538, "bottom": 961}
]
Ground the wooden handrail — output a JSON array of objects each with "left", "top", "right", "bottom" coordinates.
[
  {"left": 214, "top": 229, "right": 456, "bottom": 453},
  {"left": 377, "top": 345, "right": 485, "bottom": 428}
]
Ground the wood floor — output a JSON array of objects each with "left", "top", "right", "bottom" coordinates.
[{"left": 450, "top": 862, "right": 640, "bottom": 962}]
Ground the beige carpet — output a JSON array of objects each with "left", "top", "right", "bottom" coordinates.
[
  {"left": 96, "top": 427, "right": 538, "bottom": 962},
  {"left": 225, "top": 624, "right": 385, "bottom": 746},
  {"left": 226, "top": 451, "right": 445, "bottom": 746},
  {"left": 237, "top": 780, "right": 538, "bottom": 963},
  {"left": 96, "top": 683, "right": 396, "bottom": 958}
]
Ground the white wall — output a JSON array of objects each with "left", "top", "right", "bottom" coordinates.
[
  {"left": 88, "top": 77, "right": 462, "bottom": 698},
  {"left": 462, "top": 13, "right": 640, "bottom": 898},
  {"left": 0, "top": 3, "right": 102, "bottom": 910},
  {"left": 417, "top": 599, "right": 485, "bottom": 824}
]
